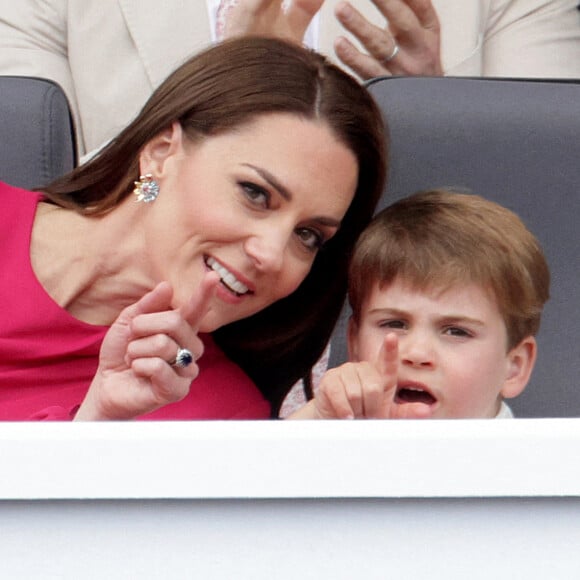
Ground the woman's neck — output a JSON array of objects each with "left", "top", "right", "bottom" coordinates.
[{"left": 31, "top": 199, "right": 154, "bottom": 325}]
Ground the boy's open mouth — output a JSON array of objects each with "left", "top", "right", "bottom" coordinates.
[{"left": 395, "top": 383, "right": 437, "bottom": 406}]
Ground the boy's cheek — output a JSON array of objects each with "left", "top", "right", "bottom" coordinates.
[{"left": 346, "top": 317, "right": 362, "bottom": 361}]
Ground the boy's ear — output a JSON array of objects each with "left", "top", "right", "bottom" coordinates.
[
  {"left": 138, "top": 121, "right": 184, "bottom": 177},
  {"left": 500, "top": 336, "right": 537, "bottom": 399},
  {"left": 346, "top": 316, "right": 360, "bottom": 362}
]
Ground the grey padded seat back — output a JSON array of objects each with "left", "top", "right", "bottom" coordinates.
[
  {"left": 329, "top": 76, "right": 580, "bottom": 418},
  {"left": 0, "top": 76, "right": 76, "bottom": 189}
]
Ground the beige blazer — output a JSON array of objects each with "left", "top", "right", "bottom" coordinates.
[
  {"left": 0, "top": 0, "right": 214, "bottom": 155},
  {"left": 0, "top": 0, "right": 578, "bottom": 156}
]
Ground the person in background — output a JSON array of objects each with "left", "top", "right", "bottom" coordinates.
[
  {"left": 1, "top": 1, "right": 578, "bottom": 157},
  {"left": 321, "top": 0, "right": 580, "bottom": 80},
  {"left": 0, "top": 37, "right": 387, "bottom": 420},
  {"left": 290, "top": 190, "right": 550, "bottom": 419}
]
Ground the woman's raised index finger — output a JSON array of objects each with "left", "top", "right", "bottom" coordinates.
[{"left": 180, "top": 271, "right": 220, "bottom": 330}]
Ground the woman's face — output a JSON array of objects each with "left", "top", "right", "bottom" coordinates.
[{"left": 141, "top": 113, "right": 359, "bottom": 332}]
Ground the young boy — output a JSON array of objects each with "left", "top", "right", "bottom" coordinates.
[{"left": 291, "top": 189, "right": 550, "bottom": 420}]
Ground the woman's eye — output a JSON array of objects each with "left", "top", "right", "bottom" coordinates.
[
  {"left": 240, "top": 182, "right": 269, "bottom": 208},
  {"left": 296, "top": 228, "right": 324, "bottom": 252}
]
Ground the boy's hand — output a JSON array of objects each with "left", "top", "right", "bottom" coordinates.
[
  {"left": 290, "top": 333, "right": 399, "bottom": 419},
  {"left": 75, "top": 273, "right": 219, "bottom": 421}
]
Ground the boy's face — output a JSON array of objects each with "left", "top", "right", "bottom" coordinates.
[{"left": 348, "top": 277, "right": 535, "bottom": 418}]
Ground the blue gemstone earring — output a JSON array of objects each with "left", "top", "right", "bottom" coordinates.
[{"left": 133, "top": 174, "right": 160, "bottom": 203}]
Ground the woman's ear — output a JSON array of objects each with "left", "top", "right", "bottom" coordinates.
[
  {"left": 347, "top": 316, "right": 360, "bottom": 362},
  {"left": 138, "top": 121, "right": 184, "bottom": 178},
  {"left": 500, "top": 336, "right": 537, "bottom": 399}
]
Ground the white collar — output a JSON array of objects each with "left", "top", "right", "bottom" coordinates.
[{"left": 495, "top": 401, "right": 514, "bottom": 419}]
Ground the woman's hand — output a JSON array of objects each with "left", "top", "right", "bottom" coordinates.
[
  {"left": 290, "top": 333, "right": 400, "bottom": 419},
  {"left": 221, "top": 0, "right": 323, "bottom": 44},
  {"left": 333, "top": 0, "right": 443, "bottom": 80},
  {"left": 75, "top": 273, "right": 219, "bottom": 421}
]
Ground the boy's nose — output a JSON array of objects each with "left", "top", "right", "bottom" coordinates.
[{"left": 399, "top": 332, "right": 435, "bottom": 368}]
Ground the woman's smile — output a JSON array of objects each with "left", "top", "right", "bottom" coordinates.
[{"left": 205, "top": 256, "right": 253, "bottom": 299}]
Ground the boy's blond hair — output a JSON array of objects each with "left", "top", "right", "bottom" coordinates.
[{"left": 348, "top": 190, "right": 550, "bottom": 349}]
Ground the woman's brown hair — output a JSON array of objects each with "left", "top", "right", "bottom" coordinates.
[{"left": 42, "top": 37, "right": 388, "bottom": 415}]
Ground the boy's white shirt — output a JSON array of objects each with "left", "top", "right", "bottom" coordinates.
[{"left": 496, "top": 401, "right": 514, "bottom": 419}]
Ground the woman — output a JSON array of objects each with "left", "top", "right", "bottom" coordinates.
[{"left": 0, "top": 37, "right": 387, "bottom": 420}]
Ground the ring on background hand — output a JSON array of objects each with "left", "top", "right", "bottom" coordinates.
[
  {"left": 170, "top": 347, "right": 194, "bottom": 369},
  {"left": 382, "top": 43, "right": 400, "bottom": 63}
]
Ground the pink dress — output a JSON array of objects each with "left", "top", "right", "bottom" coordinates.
[{"left": 0, "top": 182, "right": 270, "bottom": 420}]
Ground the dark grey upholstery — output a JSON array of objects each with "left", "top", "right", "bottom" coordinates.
[
  {"left": 0, "top": 76, "right": 76, "bottom": 189},
  {"left": 329, "top": 76, "right": 580, "bottom": 418}
]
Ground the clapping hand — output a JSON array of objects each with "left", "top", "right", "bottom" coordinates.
[
  {"left": 221, "top": 0, "right": 323, "bottom": 44},
  {"left": 75, "top": 273, "right": 219, "bottom": 420},
  {"left": 334, "top": 0, "right": 443, "bottom": 80}
]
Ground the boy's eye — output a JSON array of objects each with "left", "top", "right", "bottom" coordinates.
[
  {"left": 241, "top": 182, "right": 269, "bottom": 208},
  {"left": 444, "top": 326, "right": 472, "bottom": 338},
  {"left": 296, "top": 227, "right": 324, "bottom": 252},
  {"left": 379, "top": 319, "right": 406, "bottom": 330}
]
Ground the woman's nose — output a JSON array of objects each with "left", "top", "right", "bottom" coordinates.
[{"left": 244, "top": 225, "right": 288, "bottom": 273}]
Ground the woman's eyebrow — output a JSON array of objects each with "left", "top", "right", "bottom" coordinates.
[
  {"left": 241, "top": 163, "right": 342, "bottom": 229},
  {"left": 242, "top": 163, "right": 291, "bottom": 201}
]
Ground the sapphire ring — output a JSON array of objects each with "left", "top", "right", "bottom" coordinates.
[{"left": 171, "top": 347, "right": 194, "bottom": 369}]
